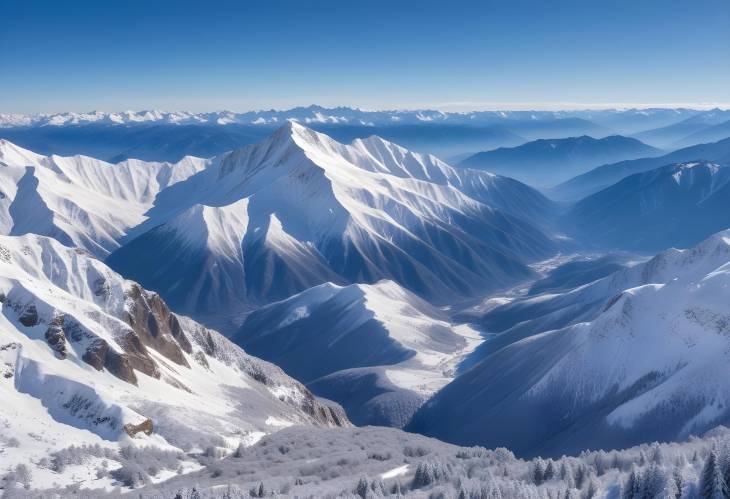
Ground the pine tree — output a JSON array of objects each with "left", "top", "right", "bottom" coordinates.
[
  {"left": 642, "top": 465, "right": 667, "bottom": 499},
  {"left": 622, "top": 465, "right": 642, "bottom": 499},
  {"left": 585, "top": 480, "right": 598, "bottom": 499},
  {"left": 575, "top": 465, "right": 586, "bottom": 490},
  {"left": 534, "top": 459, "right": 546, "bottom": 485},
  {"left": 544, "top": 460, "right": 556, "bottom": 481},
  {"left": 355, "top": 477, "right": 370, "bottom": 498},
  {"left": 700, "top": 450, "right": 728, "bottom": 499},
  {"left": 671, "top": 466, "right": 684, "bottom": 499}
]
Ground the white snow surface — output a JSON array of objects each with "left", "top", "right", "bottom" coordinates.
[
  {"left": 0, "top": 139, "right": 206, "bottom": 257},
  {"left": 409, "top": 230, "right": 730, "bottom": 456},
  {"left": 0, "top": 234, "right": 346, "bottom": 490},
  {"left": 101, "top": 121, "right": 553, "bottom": 326},
  {"left": 528, "top": 231, "right": 730, "bottom": 431}
]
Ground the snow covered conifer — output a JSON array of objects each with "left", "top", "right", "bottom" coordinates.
[
  {"left": 534, "top": 459, "right": 546, "bottom": 485},
  {"left": 544, "top": 460, "right": 556, "bottom": 481},
  {"left": 700, "top": 450, "right": 728, "bottom": 499},
  {"left": 622, "top": 465, "right": 642, "bottom": 499}
]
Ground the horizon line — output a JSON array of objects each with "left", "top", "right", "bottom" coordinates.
[{"left": 4, "top": 102, "right": 730, "bottom": 116}]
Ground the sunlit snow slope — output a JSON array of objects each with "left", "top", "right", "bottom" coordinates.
[
  {"left": 409, "top": 230, "right": 730, "bottom": 457},
  {"left": 0, "top": 139, "right": 205, "bottom": 257},
  {"left": 105, "top": 122, "right": 557, "bottom": 329}
]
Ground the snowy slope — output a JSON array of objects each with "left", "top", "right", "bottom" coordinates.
[
  {"left": 409, "top": 230, "right": 730, "bottom": 457},
  {"left": 0, "top": 234, "right": 347, "bottom": 490},
  {"left": 106, "top": 122, "right": 557, "bottom": 329},
  {"left": 0, "top": 139, "right": 206, "bottom": 257},
  {"left": 233, "top": 280, "right": 481, "bottom": 427},
  {"left": 562, "top": 161, "right": 730, "bottom": 252}
]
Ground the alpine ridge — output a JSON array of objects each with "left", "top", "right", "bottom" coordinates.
[
  {"left": 104, "top": 122, "right": 558, "bottom": 330},
  {"left": 408, "top": 230, "right": 730, "bottom": 457}
]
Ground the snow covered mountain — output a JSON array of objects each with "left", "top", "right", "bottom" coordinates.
[
  {"left": 562, "top": 161, "right": 730, "bottom": 252},
  {"left": 409, "top": 230, "right": 730, "bottom": 457},
  {"left": 550, "top": 137, "right": 730, "bottom": 201},
  {"left": 0, "top": 106, "right": 705, "bottom": 129},
  {"left": 459, "top": 135, "right": 661, "bottom": 187},
  {"left": 233, "top": 280, "right": 481, "bottom": 427},
  {"left": 0, "top": 139, "right": 206, "bottom": 257},
  {"left": 1, "top": 106, "right": 712, "bottom": 165},
  {"left": 633, "top": 109, "right": 730, "bottom": 149},
  {"left": 105, "top": 122, "right": 557, "bottom": 330},
  {"left": 0, "top": 233, "right": 347, "bottom": 489}
]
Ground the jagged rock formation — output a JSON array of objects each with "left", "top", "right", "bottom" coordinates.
[{"left": 0, "top": 233, "right": 350, "bottom": 464}]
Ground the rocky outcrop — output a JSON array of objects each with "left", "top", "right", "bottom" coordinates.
[
  {"left": 123, "top": 418, "right": 153, "bottom": 438},
  {"left": 54, "top": 312, "right": 158, "bottom": 385},
  {"left": 123, "top": 284, "right": 191, "bottom": 367},
  {"left": 17, "top": 303, "right": 38, "bottom": 327},
  {"left": 44, "top": 315, "right": 67, "bottom": 359},
  {"left": 82, "top": 337, "right": 139, "bottom": 385}
]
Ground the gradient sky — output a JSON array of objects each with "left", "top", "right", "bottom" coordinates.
[{"left": 2, "top": 0, "right": 729, "bottom": 113}]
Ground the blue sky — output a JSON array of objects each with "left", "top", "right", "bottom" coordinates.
[{"left": 1, "top": 0, "right": 729, "bottom": 113}]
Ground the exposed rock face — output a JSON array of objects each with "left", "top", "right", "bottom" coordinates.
[
  {"left": 17, "top": 303, "right": 38, "bottom": 327},
  {"left": 123, "top": 418, "right": 153, "bottom": 437},
  {"left": 123, "top": 284, "right": 191, "bottom": 367},
  {"left": 57, "top": 312, "right": 156, "bottom": 385},
  {"left": 44, "top": 315, "right": 67, "bottom": 359},
  {"left": 81, "top": 337, "right": 139, "bottom": 385}
]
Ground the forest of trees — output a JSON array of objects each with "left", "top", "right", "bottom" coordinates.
[{"left": 6, "top": 426, "right": 730, "bottom": 498}]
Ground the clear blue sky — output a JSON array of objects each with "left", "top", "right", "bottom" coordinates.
[{"left": 1, "top": 0, "right": 729, "bottom": 113}]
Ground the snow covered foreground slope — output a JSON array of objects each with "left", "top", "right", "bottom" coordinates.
[
  {"left": 0, "top": 234, "right": 347, "bottom": 489},
  {"left": 409, "top": 230, "right": 730, "bottom": 457},
  {"left": 105, "top": 122, "right": 557, "bottom": 329},
  {"left": 234, "top": 280, "right": 481, "bottom": 427}
]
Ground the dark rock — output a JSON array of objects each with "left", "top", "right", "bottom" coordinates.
[
  {"left": 123, "top": 418, "right": 153, "bottom": 437},
  {"left": 116, "top": 330, "right": 160, "bottom": 380},
  {"left": 104, "top": 349, "right": 139, "bottom": 385},
  {"left": 123, "top": 284, "right": 191, "bottom": 367},
  {"left": 18, "top": 303, "right": 39, "bottom": 327},
  {"left": 44, "top": 315, "right": 67, "bottom": 359},
  {"left": 82, "top": 338, "right": 109, "bottom": 370}
]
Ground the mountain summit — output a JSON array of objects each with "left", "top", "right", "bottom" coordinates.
[{"left": 103, "top": 123, "right": 557, "bottom": 330}]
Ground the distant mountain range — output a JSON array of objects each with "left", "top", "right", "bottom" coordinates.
[
  {"left": 632, "top": 109, "right": 730, "bottom": 148},
  {"left": 0, "top": 106, "right": 711, "bottom": 128},
  {"left": 1, "top": 106, "right": 726, "bottom": 163},
  {"left": 550, "top": 137, "right": 730, "bottom": 200},
  {"left": 458, "top": 135, "right": 661, "bottom": 187}
]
